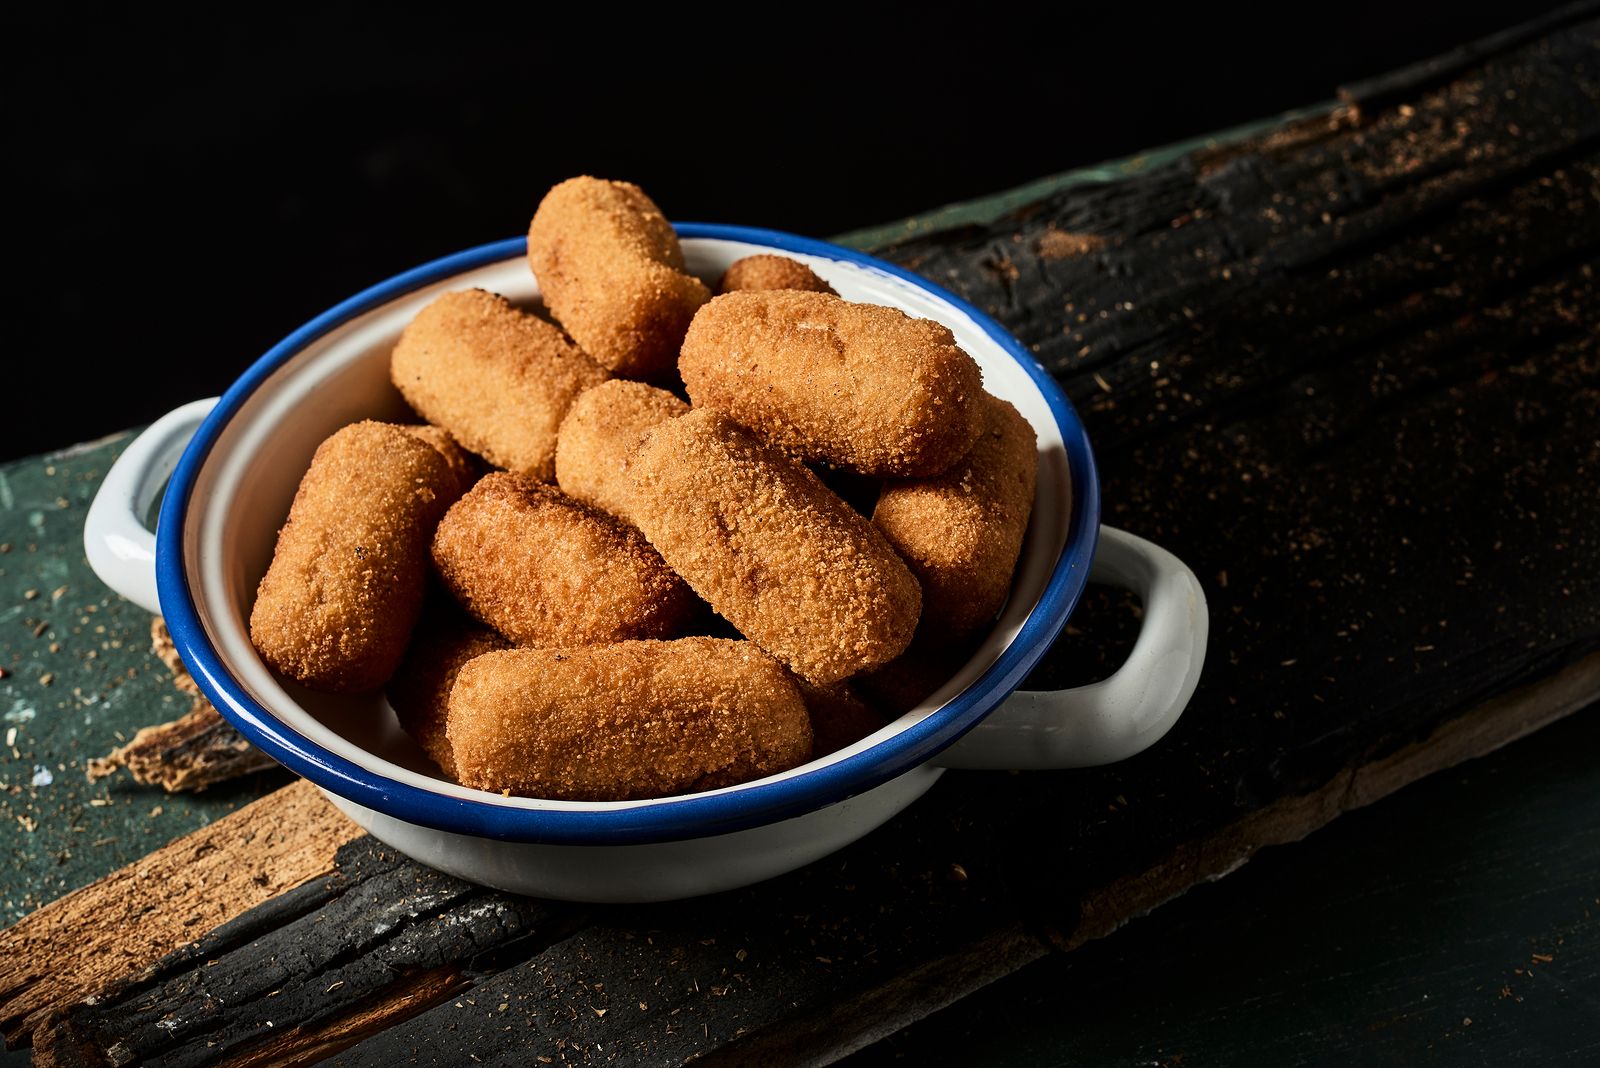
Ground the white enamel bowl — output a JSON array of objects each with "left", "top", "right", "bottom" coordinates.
[{"left": 85, "top": 226, "right": 1208, "bottom": 902}]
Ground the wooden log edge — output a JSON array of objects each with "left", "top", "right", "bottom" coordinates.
[
  {"left": 5, "top": 657, "right": 1595, "bottom": 1061},
  {"left": 704, "top": 652, "right": 1600, "bottom": 1065},
  {"left": 0, "top": 778, "right": 360, "bottom": 1049},
  {"left": 1058, "top": 650, "right": 1600, "bottom": 955}
]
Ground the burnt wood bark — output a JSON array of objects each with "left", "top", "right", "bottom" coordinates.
[{"left": 12, "top": 10, "right": 1600, "bottom": 1066}]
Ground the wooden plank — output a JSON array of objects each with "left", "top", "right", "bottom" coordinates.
[
  {"left": 31, "top": 797, "right": 1046, "bottom": 1067},
  {"left": 843, "top": 698, "right": 1600, "bottom": 1067},
  {"left": 48, "top": 651, "right": 1592, "bottom": 1067},
  {"left": 6, "top": 11, "right": 1600, "bottom": 1066},
  {"left": 0, "top": 780, "right": 358, "bottom": 1047},
  {"left": 37, "top": 836, "right": 584, "bottom": 1068},
  {"left": 1055, "top": 649, "right": 1600, "bottom": 953}
]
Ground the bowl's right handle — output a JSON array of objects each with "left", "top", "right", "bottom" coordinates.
[
  {"left": 933, "top": 526, "right": 1209, "bottom": 770},
  {"left": 84, "top": 398, "right": 219, "bottom": 614}
]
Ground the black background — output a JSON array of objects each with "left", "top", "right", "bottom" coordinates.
[{"left": 3, "top": 2, "right": 1568, "bottom": 461}]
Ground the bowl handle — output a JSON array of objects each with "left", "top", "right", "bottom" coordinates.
[
  {"left": 84, "top": 398, "right": 219, "bottom": 614},
  {"left": 933, "top": 526, "right": 1209, "bottom": 770}
]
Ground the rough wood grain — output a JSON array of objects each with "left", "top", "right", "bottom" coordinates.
[
  {"left": 28, "top": 647, "right": 1598, "bottom": 1067},
  {"left": 0, "top": 780, "right": 358, "bottom": 1047},
  {"left": 36, "top": 837, "right": 584, "bottom": 1068},
  {"left": 85, "top": 697, "right": 275, "bottom": 793}
]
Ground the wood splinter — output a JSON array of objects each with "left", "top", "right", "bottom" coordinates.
[{"left": 85, "top": 618, "right": 276, "bottom": 792}]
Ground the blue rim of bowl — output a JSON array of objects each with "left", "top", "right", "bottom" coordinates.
[{"left": 156, "top": 223, "right": 1101, "bottom": 845}]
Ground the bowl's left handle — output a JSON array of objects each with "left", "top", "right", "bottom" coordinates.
[
  {"left": 84, "top": 398, "right": 220, "bottom": 614},
  {"left": 934, "top": 526, "right": 1209, "bottom": 770}
]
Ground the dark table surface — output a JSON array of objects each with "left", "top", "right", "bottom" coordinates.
[{"left": 843, "top": 704, "right": 1600, "bottom": 1067}]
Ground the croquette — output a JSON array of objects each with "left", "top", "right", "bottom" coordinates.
[
  {"left": 402, "top": 423, "right": 478, "bottom": 497},
  {"left": 554, "top": 379, "right": 688, "bottom": 525},
  {"left": 527, "top": 177, "right": 711, "bottom": 380},
  {"left": 250, "top": 421, "right": 464, "bottom": 692},
  {"left": 628, "top": 409, "right": 921, "bottom": 684},
  {"left": 679, "top": 291, "right": 985, "bottom": 477},
  {"left": 717, "top": 254, "right": 837, "bottom": 296},
  {"left": 390, "top": 289, "right": 610, "bottom": 481},
  {"left": 792, "top": 677, "right": 887, "bottom": 757},
  {"left": 431, "top": 472, "right": 697, "bottom": 647},
  {"left": 873, "top": 393, "right": 1039, "bottom": 643},
  {"left": 446, "top": 639, "right": 812, "bottom": 800},
  {"left": 387, "top": 597, "right": 509, "bottom": 778}
]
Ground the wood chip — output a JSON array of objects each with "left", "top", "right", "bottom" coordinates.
[
  {"left": 85, "top": 619, "right": 275, "bottom": 791},
  {"left": 86, "top": 699, "right": 274, "bottom": 792}
]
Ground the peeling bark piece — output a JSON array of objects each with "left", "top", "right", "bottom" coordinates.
[{"left": 85, "top": 619, "right": 276, "bottom": 792}]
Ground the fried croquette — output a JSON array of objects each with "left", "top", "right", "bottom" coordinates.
[
  {"left": 873, "top": 393, "right": 1039, "bottom": 644},
  {"left": 717, "top": 254, "right": 837, "bottom": 296},
  {"left": 679, "top": 291, "right": 985, "bottom": 477},
  {"left": 402, "top": 423, "right": 478, "bottom": 497},
  {"left": 527, "top": 177, "right": 711, "bottom": 380},
  {"left": 446, "top": 639, "right": 812, "bottom": 800},
  {"left": 250, "top": 421, "right": 464, "bottom": 692},
  {"left": 388, "top": 599, "right": 509, "bottom": 778},
  {"left": 554, "top": 380, "right": 688, "bottom": 525},
  {"left": 792, "top": 678, "right": 887, "bottom": 757},
  {"left": 431, "top": 472, "right": 697, "bottom": 647},
  {"left": 390, "top": 289, "right": 610, "bottom": 481},
  {"left": 628, "top": 409, "right": 921, "bottom": 685}
]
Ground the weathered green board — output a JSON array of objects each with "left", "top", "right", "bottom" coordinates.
[{"left": 0, "top": 435, "right": 288, "bottom": 925}]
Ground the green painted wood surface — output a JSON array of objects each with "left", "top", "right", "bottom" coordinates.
[{"left": 0, "top": 434, "right": 287, "bottom": 927}]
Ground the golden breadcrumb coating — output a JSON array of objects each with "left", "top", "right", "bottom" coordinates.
[
  {"left": 401, "top": 423, "right": 478, "bottom": 498},
  {"left": 792, "top": 677, "right": 887, "bottom": 757},
  {"left": 717, "top": 254, "right": 837, "bottom": 296},
  {"left": 387, "top": 596, "right": 510, "bottom": 778},
  {"left": 390, "top": 289, "right": 609, "bottom": 481},
  {"left": 446, "top": 639, "right": 812, "bottom": 800},
  {"left": 679, "top": 291, "right": 985, "bottom": 477},
  {"left": 555, "top": 379, "right": 688, "bottom": 525},
  {"left": 431, "top": 472, "right": 696, "bottom": 647},
  {"left": 628, "top": 409, "right": 921, "bottom": 684},
  {"left": 250, "top": 421, "right": 464, "bottom": 692},
  {"left": 527, "top": 177, "right": 711, "bottom": 380},
  {"left": 873, "top": 393, "right": 1039, "bottom": 643}
]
